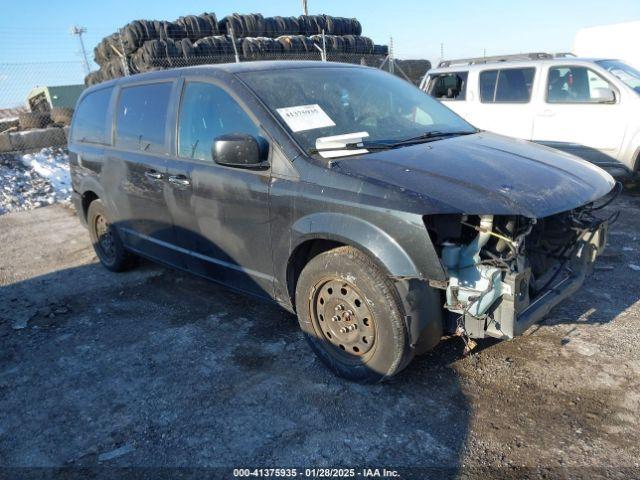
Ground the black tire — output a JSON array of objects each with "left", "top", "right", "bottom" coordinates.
[
  {"left": 87, "top": 199, "right": 137, "bottom": 272},
  {"left": 295, "top": 246, "right": 413, "bottom": 382},
  {"left": 18, "top": 112, "right": 50, "bottom": 129}
]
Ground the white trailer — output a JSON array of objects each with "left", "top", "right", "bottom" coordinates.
[{"left": 574, "top": 21, "right": 640, "bottom": 69}]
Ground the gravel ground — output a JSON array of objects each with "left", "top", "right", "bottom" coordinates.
[{"left": 0, "top": 194, "right": 639, "bottom": 479}]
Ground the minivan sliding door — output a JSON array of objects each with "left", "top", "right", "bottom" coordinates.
[{"left": 109, "top": 80, "right": 182, "bottom": 265}]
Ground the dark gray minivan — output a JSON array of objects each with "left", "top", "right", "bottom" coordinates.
[{"left": 69, "top": 61, "right": 615, "bottom": 382}]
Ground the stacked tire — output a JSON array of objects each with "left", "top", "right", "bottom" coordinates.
[
  {"left": 18, "top": 112, "right": 50, "bottom": 129},
  {"left": 87, "top": 11, "right": 388, "bottom": 86},
  {"left": 50, "top": 107, "right": 74, "bottom": 126}
]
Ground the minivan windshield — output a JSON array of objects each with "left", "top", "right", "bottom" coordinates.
[
  {"left": 596, "top": 60, "right": 640, "bottom": 94},
  {"left": 239, "top": 66, "right": 476, "bottom": 154}
]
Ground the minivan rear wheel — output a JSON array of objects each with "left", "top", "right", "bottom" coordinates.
[
  {"left": 295, "top": 246, "right": 413, "bottom": 382},
  {"left": 87, "top": 199, "right": 136, "bottom": 272}
]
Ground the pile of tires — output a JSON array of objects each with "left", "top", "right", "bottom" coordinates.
[
  {"left": 276, "top": 35, "right": 315, "bottom": 53},
  {"left": 193, "top": 36, "right": 238, "bottom": 58},
  {"left": 87, "top": 11, "right": 388, "bottom": 86},
  {"left": 130, "top": 38, "right": 195, "bottom": 72},
  {"left": 297, "top": 15, "right": 362, "bottom": 36},
  {"left": 18, "top": 112, "right": 50, "bottom": 129},
  {"left": 50, "top": 107, "right": 74, "bottom": 126},
  {"left": 86, "top": 57, "right": 130, "bottom": 86},
  {"left": 217, "top": 14, "right": 362, "bottom": 37},
  {"left": 395, "top": 59, "right": 432, "bottom": 85},
  {"left": 309, "top": 34, "right": 374, "bottom": 54},
  {"left": 93, "top": 13, "right": 219, "bottom": 66},
  {"left": 241, "top": 37, "right": 284, "bottom": 59},
  {"left": 176, "top": 13, "right": 220, "bottom": 41}
]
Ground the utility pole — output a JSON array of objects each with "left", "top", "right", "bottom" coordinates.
[
  {"left": 302, "top": 0, "right": 309, "bottom": 15},
  {"left": 71, "top": 26, "right": 91, "bottom": 75}
]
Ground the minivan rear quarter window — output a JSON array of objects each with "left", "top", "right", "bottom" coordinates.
[
  {"left": 115, "top": 82, "right": 173, "bottom": 154},
  {"left": 72, "top": 87, "right": 113, "bottom": 145},
  {"left": 480, "top": 68, "right": 535, "bottom": 103},
  {"left": 428, "top": 72, "right": 468, "bottom": 100}
]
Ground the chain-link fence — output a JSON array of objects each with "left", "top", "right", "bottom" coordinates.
[
  {"left": 1, "top": 61, "right": 85, "bottom": 152},
  {"left": 0, "top": 62, "right": 85, "bottom": 213},
  {"left": 0, "top": 12, "right": 432, "bottom": 214}
]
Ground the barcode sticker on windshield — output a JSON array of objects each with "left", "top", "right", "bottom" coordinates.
[{"left": 276, "top": 104, "right": 336, "bottom": 132}]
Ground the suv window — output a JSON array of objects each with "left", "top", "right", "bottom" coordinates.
[
  {"left": 115, "top": 82, "right": 172, "bottom": 153},
  {"left": 428, "top": 72, "right": 468, "bottom": 100},
  {"left": 480, "top": 68, "right": 535, "bottom": 103},
  {"left": 72, "top": 87, "right": 113, "bottom": 145},
  {"left": 547, "top": 66, "right": 615, "bottom": 103},
  {"left": 178, "top": 81, "right": 261, "bottom": 161}
]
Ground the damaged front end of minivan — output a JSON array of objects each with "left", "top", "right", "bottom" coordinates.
[{"left": 425, "top": 186, "right": 620, "bottom": 344}]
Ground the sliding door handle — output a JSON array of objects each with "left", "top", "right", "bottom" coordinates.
[
  {"left": 144, "top": 170, "right": 164, "bottom": 180},
  {"left": 168, "top": 175, "right": 191, "bottom": 187}
]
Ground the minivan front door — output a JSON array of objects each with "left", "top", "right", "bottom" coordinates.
[
  {"left": 165, "top": 79, "right": 274, "bottom": 298},
  {"left": 532, "top": 65, "right": 626, "bottom": 168}
]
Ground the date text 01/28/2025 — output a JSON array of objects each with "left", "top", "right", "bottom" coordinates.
[{"left": 232, "top": 468, "right": 400, "bottom": 477}]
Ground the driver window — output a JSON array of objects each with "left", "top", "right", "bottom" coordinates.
[
  {"left": 178, "top": 81, "right": 260, "bottom": 161},
  {"left": 547, "top": 66, "right": 615, "bottom": 104}
]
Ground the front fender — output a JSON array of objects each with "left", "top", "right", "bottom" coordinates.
[
  {"left": 291, "top": 212, "right": 419, "bottom": 278},
  {"left": 289, "top": 212, "right": 444, "bottom": 350}
]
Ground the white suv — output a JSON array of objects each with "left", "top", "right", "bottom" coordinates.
[{"left": 422, "top": 53, "right": 640, "bottom": 177}]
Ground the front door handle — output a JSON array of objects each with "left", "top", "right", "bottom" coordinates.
[
  {"left": 144, "top": 170, "right": 163, "bottom": 180},
  {"left": 168, "top": 175, "right": 191, "bottom": 187},
  {"left": 538, "top": 109, "right": 556, "bottom": 117}
]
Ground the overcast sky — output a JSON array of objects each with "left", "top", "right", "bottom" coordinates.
[{"left": 1, "top": 0, "right": 639, "bottom": 105}]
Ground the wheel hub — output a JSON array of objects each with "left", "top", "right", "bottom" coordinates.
[{"left": 310, "top": 279, "right": 376, "bottom": 357}]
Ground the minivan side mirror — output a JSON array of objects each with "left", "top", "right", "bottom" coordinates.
[
  {"left": 212, "top": 134, "right": 267, "bottom": 168},
  {"left": 592, "top": 87, "right": 616, "bottom": 104}
]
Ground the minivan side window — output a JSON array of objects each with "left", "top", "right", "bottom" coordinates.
[
  {"left": 479, "top": 68, "right": 535, "bottom": 103},
  {"left": 72, "top": 87, "right": 113, "bottom": 145},
  {"left": 547, "top": 66, "right": 615, "bottom": 103},
  {"left": 178, "top": 81, "right": 261, "bottom": 162},
  {"left": 428, "top": 72, "right": 468, "bottom": 100},
  {"left": 115, "top": 82, "right": 173, "bottom": 154}
]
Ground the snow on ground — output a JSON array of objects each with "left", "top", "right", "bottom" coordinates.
[
  {"left": 20, "top": 148, "right": 71, "bottom": 195},
  {"left": 0, "top": 148, "right": 71, "bottom": 215}
]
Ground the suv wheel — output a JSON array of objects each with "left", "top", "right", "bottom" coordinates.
[
  {"left": 295, "top": 246, "right": 413, "bottom": 382},
  {"left": 87, "top": 199, "right": 136, "bottom": 272}
]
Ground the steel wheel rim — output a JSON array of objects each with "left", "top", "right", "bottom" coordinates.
[
  {"left": 94, "top": 214, "right": 116, "bottom": 262},
  {"left": 309, "top": 278, "right": 377, "bottom": 364}
]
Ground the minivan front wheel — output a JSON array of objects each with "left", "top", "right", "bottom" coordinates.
[
  {"left": 87, "top": 199, "right": 136, "bottom": 272},
  {"left": 295, "top": 246, "right": 413, "bottom": 382}
]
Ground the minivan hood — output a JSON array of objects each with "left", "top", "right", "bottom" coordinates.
[{"left": 330, "top": 132, "right": 615, "bottom": 218}]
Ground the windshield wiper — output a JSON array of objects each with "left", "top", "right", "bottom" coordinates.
[{"left": 309, "top": 130, "right": 476, "bottom": 155}]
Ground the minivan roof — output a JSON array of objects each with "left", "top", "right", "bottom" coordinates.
[{"left": 83, "top": 61, "right": 363, "bottom": 91}]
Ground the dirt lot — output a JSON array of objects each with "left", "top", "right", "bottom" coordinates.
[{"left": 0, "top": 194, "right": 639, "bottom": 478}]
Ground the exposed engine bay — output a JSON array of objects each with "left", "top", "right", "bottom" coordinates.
[{"left": 425, "top": 186, "right": 620, "bottom": 343}]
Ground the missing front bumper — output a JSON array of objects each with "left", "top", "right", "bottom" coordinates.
[{"left": 461, "top": 220, "right": 608, "bottom": 340}]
